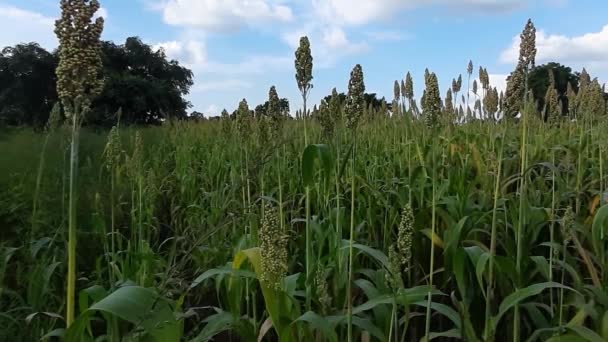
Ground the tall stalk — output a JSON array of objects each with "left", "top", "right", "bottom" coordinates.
[
  {"left": 66, "top": 105, "right": 80, "bottom": 326},
  {"left": 514, "top": 97, "right": 530, "bottom": 342},
  {"left": 484, "top": 126, "right": 505, "bottom": 341},
  {"left": 347, "top": 131, "right": 357, "bottom": 342},
  {"left": 424, "top": 132, "right": 437, "bottom": 339}
]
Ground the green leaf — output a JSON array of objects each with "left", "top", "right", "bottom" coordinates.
[
  {"left": 566, "top": 326, "right": 605, "bottom": 342},
  {"left": 231, "top": 248, "right": 296, "bottom": 340},
  {"left": 88, "top": 285, "right": 182, "bottom": 342},
  {"left": 190, "top": 267, "right": 255, "bottom": 289},
  {"left": 191, "top": 310, "right": 235, "bottom": 342},
  {"left": 352, "top": 295, "right": 393, "bottom": 315},
  {"left": 426, "top": 328, "right": 462, "bottom": 340},
  {"left": 341, "top": 243, "right": 389, "bottom": 269},
  {"left": 352, "top": 316, "right": 386, "bottom": 341},
  {"left": 601, "top": 311, "right": 608, "bottom": 340},
  {"left": 293, "top": 311, "right": 338, "bottom": 342},
  {"left": 413, "top": 300, "right": 462, "bottom": 329},
  {"left": 545, "top": 334, "right": 588, "bottom": 342},
  {"left": 464, "top": 246, "right": 488, "bottom": 296},
  {"left": 302, "top": 144, "right": 334, "bottom": 187},
  {"left": 494, "top": 282, "right": 574, "bottom": 329},
  {"left": 452, "top": 248, "right": 468, "bottom": 301},
  {"left": 591, "top": 204, "right": 608, "bottom": 260},
  {"left": 530, "top": 256, "right": 550, "bottom": 280}
]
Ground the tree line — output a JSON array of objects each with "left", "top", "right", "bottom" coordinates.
[{"left": 0, "top": 37, "right": 193, "bottom": 127}]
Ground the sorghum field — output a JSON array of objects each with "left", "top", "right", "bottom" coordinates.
[
  {"left": 2, "top": 1, "right": 608, "bottom": 341},
  {"left": 1, "top": 114, "right": 608, "bottom": 341}
]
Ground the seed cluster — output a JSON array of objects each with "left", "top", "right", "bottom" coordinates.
[
  {"left": 55, "top": 0, "right": 105, "bottom": 117},
  {"left": 259, "top": 204, "right": 288, "bottom": 291},
  {"left": 397, "top": 204, "right": 414, "bottom": 270},
  {"left": 314, "top": 267, "right": 332, "bottom": 314},
  {"left": 345, "top": 64, "right": 365, "bottom": 130}
]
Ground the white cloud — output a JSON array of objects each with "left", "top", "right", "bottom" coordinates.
[
  {"left": 322, "top": 27, "right": 368, "bottom": 53},
  {"left": 154, "top": 39, "right": 208, "bottom": 67},
  {"left": 499, "top": 24, "right": 608, "bottom": 82},
  {"left": 311, "top": 0, "right": 405, "bottom": 26},
  {"left": 311, "top": 0, "right": 526, "bottom": 26},
  {"left": 282, "top": 26, "right": 368, "bottom": 67},
  {"left": 204, "top": 104, "right": 220, "bottom": 116},
  {"left": 0, "top": 5, "right": 56, "bottom": 49},
  {"left": 500, "top": 25, "right": 608, "bottom": 66},
  {"left": 159, "top": 0, "right": 293, "bottom": 31}
]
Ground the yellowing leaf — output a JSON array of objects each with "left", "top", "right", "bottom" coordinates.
[{"left": 421, "top": 228, "right": 444, "bottom": 249}]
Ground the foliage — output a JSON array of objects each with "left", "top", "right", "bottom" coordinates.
[
  {"left": 0, "top": 36, "right": 193, "bottom": 127},
  {"left": 0, "top": 43, "right": 58, "bottom": 126},
  {"left": 90, "top": 37, "right": 193, "bottom": 125}
]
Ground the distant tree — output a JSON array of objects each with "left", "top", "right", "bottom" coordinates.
[
  {"left": 0, "top": 43, "right": 58, "bottom": 126},
  {"left": 90, "top": 37, "right": 193, "bottom": 125},
  {"left": 254, "top": 97, "right": 290, "bottom": 118},
  {"left": 321, "top": 91, "right": 390, "bottom": 116},
  {"left": 189, "top": 111, "right": 205, "bottom": 121},
  {"left": 0, "top": 37, "right": 193, "bottom": 127},
  {"left": 528, "top": 62, "right": 579, "bottom": 116}
]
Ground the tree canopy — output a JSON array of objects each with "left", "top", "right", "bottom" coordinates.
[
  {"left": 0, "top": 37, "right": 193, "bottom": 127},
  {"left": 528, "top": 62, "right": 579, "bottom": 115},
  {"left": 0, "top": 43, "right": 58, "bottom": 126}
]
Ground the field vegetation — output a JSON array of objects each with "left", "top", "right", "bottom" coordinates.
[{"left": 1, "top": 1, "right": 608, "bottom": 341}]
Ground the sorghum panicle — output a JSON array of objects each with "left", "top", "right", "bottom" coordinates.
[
  {"left": 259, "top": 204, "right": 288, "bottom": 291},
  {"left": 397, "top": 204, "right": 414, "bottom": 270}
]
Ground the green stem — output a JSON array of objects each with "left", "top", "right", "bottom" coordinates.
[
  {"left": 347, "top": 132, "right": 357, "bottom": 342},
  {"left": 66, "top": 107, "right": 80, "bottom": 327}
]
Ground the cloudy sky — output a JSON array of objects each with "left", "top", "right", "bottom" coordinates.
[{"left": 1, "top": 0, "right": 607, "bottom": 115}]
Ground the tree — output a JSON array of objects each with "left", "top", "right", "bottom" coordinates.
[
  {"left": 90, "top": 37, "right": 193, "bottom": 125},
  {"left": 254, "top": 97, "right": 290, "bottom": 118},
  {"left": 528, "top": 62, "right": 579, "bottom": 116},
  {"left": 0, "top": 37, "right": 194, "bottom": 126},
  {"left": 0, "top": 43, "right": 58, "bottom": 126}
]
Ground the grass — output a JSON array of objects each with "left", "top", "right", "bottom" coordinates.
[{"left": 1, "top": 115, "right": 608, "bottom": 341}]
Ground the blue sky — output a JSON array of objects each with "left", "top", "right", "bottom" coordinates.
[{"left": 1, "top": 0, "right": 607, "bottom": 116}]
